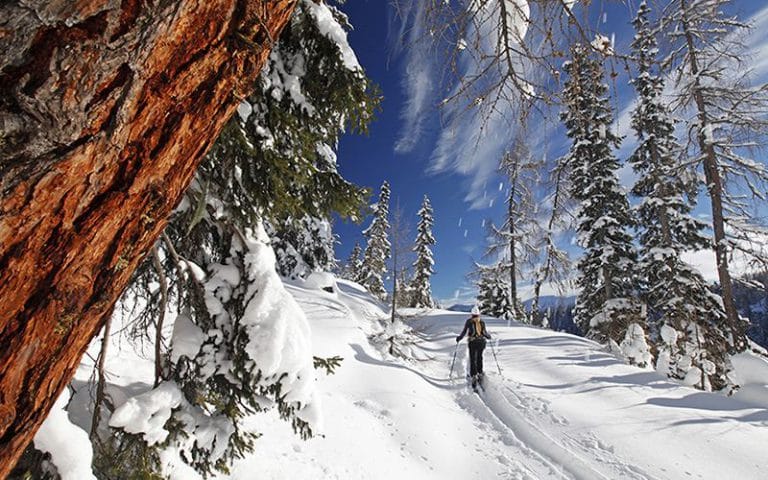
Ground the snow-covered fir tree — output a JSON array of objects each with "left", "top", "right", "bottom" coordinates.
[
  {"left": 341, "top": 241, "right": 363, "bottom": 281},
  {"left": 269, "top": 215, "right": 336, "bottom": 280},
  {"left": 388, "top": 202, "right": 415, "bottom": 319},
  {"left": 103, "top": 1, "right": 379, "bottom": 476},
  {"left": 476, "top": 264, "right": 513, "bottom": 320},
  {"left": 410, "top": 195, "right": 436, "bottom": 308},
  {"left": 629, "top": 1, "right": 731, "bottom": 389},
  {"left": 662, "top": 0, "right": 768, "bottom": 354},
  {"left": 562, "top": 44, "right": 640, "bottom": 345},
  {"left": 359, "top": 181, "right": 392, "bottom": 299}
]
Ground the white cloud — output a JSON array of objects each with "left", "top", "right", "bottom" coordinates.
[
  {"left": 394, "top": 0, "right": 536, "bottom": 208},
  {"left": 429, "top": 101, "right": 515, "bottom": 209},
  {"left": 682, "top": 242, "right": 763, "bottom": 283},
  {"left": 392, "top": 0, "right": 438, "bottom": 154},
  {"left": 517, "top": 280, "right": 577, "bottom": 302},
  {"left": 437, "top": 284, "right": 478, "bottom": 307},
  {"left": 681, "top": 249, "right": 720, "bottom": 283}
]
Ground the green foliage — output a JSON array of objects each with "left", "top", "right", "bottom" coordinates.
[
  {"left": 410, "top": 195, "right": 436, "bottom": 308},
  {"left": 359, "top": 181, "right": 392, "bottom": 299},
  {"left": 107, "top": 2, "right": 380, "bottom": 477},
  {"left": 313, "top": 355, "right": 344, "bottom": 375},
  {"left": 202, "top": 1, "right": 379, "bottom": 227},
  {"left": 561, "top": 44, "right": 638, "bottom": 343},
  {"left": 629, "top": 1, "right": 731, "bottom": 390},
  {"left": 8, "top": 446, "right": 58, "bottom": 480},
  {"left": 476, "top": 267, "right": 513, "bottom": 320},
  {"left": 92, "top": 434, "right": 164, "bottom": 480}
]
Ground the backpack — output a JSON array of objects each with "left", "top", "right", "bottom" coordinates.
[{"left": 469, "top": 317, "right": 485, "bottom": 339}]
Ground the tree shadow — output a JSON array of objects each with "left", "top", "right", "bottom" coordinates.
[
  {"left": 349, "top": 343, "right": 463, "bottom": 391},
  {"left": 646, "top": 392, "right": 768, "bottom": 426}
]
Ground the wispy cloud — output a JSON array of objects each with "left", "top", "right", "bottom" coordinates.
[
  {"left": 393, "top": 0, "right": 536, "bottom": 209},
  {"left": 392, "top": 0, "right": 438, "bottom": 154},
  {"left": 437, "top": 283, "right": 478, "bottom": 308},
  {"left": 395, "top": 2, "right": 768, "bottom": 209},
  {"left": 429, "top": 101, "right": 515, "bottom": 209}
]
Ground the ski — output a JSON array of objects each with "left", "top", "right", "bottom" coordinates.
[{"left": 470, "top": 374, "right": 485, "bottom": 393}]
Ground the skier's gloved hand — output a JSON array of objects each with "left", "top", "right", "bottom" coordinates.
[{"left": 455, "top": 336, "right": 461, "bottom": 343}]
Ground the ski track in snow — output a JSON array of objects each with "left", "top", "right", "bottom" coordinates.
[
  {"left": 430, "top": 337, "right": 653, "bottom": 480},
  {"left": 482, "top": 379, "right": 654, "bottom": 480},
  {"left": 323, "top": 282, "right": 657, "bottom": 480},
  {"left": 218, "top": 280, "right": 768, "bottom": 480}
]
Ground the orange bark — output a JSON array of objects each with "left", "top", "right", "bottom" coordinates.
[{"left": 0, "top": 0, "right": 296, "bottom": 475}]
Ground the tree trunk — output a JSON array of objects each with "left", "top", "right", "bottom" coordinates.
[
  {"left": 0, "top": 0, "right": 296, "bottom": 475},
  {"left": 680, "top": 0, "right": 745, "bottom": 351},
  {"left": 507, "top": 161, "right": 520, "bottom": 319}
]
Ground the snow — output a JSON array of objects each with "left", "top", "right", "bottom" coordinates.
[
  {"left": 591, "top": 34, "right": 614, "bottom": 56},
  {"left": 502, "top": 0, "right": 530, "bottom": 44},
  {"left": 222, "top": 281, "right": 768, "bottom": 480},
  {"left": 239, "top": 224, "right": 318, "bottom": 406},
  {"left": 305, "top": 0, "right": 361, "bottom": 72},
  {"left": 731, "top": 350, "right": 768, "bottom": 408},
  {"left": 183, "top": 259, "right": 206, "bottom": 282},
  {"left": 304, "top": 271, "right": 338, "bottom": 294},
  {"left": 108, "top": 381, "right": 183, "bottom": 445},
  {"left": 34, "top": 390, "right": 96, "bottom": 480},
  {"left": 170, "top": 312, "right": 205, "bottom": 363},
  {"left": 619, "top": 322, "right": 652, "bottom": 367},
  {"left": 60, "top": 269, "right": 768, "bottom": 479},
  {"left": 237, "top": 101, "right": 253, "bottom": 123}
]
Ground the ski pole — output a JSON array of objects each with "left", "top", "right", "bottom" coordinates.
[
  {"left": 489, "top": 339, "right": 502, "bottom": 375},
  {"left": 449, "top": 341, "right": 459, "bottom": 379}
]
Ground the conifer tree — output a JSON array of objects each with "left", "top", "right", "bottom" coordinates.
[
  {"left": 629, "top": 1, "right": 731, "bottom": 390},
  {"left": 359, "top": 181, "right": 392, "bottom": 299},
  {"left": 410, "top": 195, "right": 437, "bottom": 308},
  {"left": 104, "top": 2, "right": 379, "bottom": 475},
  {"left": 269, "top": 216, "right": 337, "bottom": 280},
  {"left": 342, "top": 242, "right": 364, "bottom": 281},
  {"left": 562, "top": 44, "right": 639, "bottom": 345},
  {"left": 476, "top": 264, "right": 513, "bottom": 320}
]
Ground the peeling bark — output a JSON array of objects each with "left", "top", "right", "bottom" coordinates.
[{"left": 0, "top": 0, "right": 297, "bottom": 474}]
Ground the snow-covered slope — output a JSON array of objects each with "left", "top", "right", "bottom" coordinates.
[
  {"left": 60, "top": 276, "right": 768, "bottom": 479},
  {"left": 224, "top": 279, "right": 768, "bottom": 480}
]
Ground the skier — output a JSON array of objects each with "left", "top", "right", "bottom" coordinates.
[{"left": 456, "top": 306, "right": 492, "bottom": 390}]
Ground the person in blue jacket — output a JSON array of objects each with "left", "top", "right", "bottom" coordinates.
[{"left": 456, "top": 305, "right": 492, "bottom": 387}]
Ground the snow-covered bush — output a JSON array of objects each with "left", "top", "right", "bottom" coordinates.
[
  {"left": 109, "top": 224, "right": 320, "bottom": 477},
  {"left": 619, "top": 323, "right": 652, "bottom": 368},
  {"left": 305, "top": 271, "right": 338, "bottom": 294}
]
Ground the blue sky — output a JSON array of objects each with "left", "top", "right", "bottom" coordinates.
[{"left": 333, "top": 0, "right": 768, "bottom": 306}]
